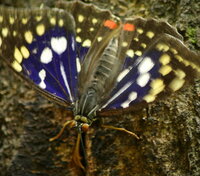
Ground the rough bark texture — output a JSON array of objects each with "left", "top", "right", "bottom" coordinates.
[{"left": 0, "top": 0, "right": 200, "bottom": 176}]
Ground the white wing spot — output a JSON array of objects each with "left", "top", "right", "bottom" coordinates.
[
  {"left": 138, "top": 57, "right": 154, "bottom": 73},
  {"left": 97, "top": 36, "right": 102, "bottom": 42},
  {"left": 126, "top": 49, "right": 134, "bottom": 58},
  {"left": 38, "top": 69, "right": 46, "bottom": 89},
  {"left": 76, "top": 57, "right": 81, "bottom": 73},
  {"left": 135, "top": 50, "right": 142, "bottom": 56},
  {"left": 40, "top": 47, "right": 53, "bottom": 64},
  {"left": 117, "top": 68, "right": 130, "bottom": 82},
  {"left": 71, "top": 37, "right": 75, "bottom": 51},
  {"left": 121, "top": 91, "right": 137, "bottom": 108},
  {"left": 51, "top": 36, "right": 67, "bottom": 55},
  {"left": 78, "top": 15, "right": 84, "bottom": 23},
  {"left": 60, "top": 62, "right": 73, "bottom": 101},
  {"left": 82, "top": 39, "right": 91, "bottom": 47},
  {"left": 76, "top": 28, "right": 81, "bottom": 33},
  {"left": 92, "top": 18, "right": 98, "bottom": 24},
  {"left": 137, "top": 73, "right": 150, "bottom": 87},
  {"left": 146, "top": 31, "right": 155, "bottom": 38},
  {"left": 76, "top": 36, "right": 82, "bottom": 43},
  {"left": 0, "top": 36, "right": 2, "bottom": 47},
  {"left": 102, "top": 82, "right": 132, "bottom": 109},
  {"left": 2, "top": 28, "right": 8, "bottom": 37}
]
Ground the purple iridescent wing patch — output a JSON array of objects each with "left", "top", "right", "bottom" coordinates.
[
  {"left": 100, "top": 18, "right": 200, "bottom": 111},
  {"left": 0, "top": 7, "right": 79, "bottom": 105}
]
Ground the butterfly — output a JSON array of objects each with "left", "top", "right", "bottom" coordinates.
[{"left": 0, "top": 0, "right": 200, "bottom": 171}]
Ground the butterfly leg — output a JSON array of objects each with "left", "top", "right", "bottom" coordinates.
[
  {"left": 49, "top": 120, "right": 76, "bottom": 142},
  {"left": 101, "top": 124, "right": 140, "bottom": 139}
]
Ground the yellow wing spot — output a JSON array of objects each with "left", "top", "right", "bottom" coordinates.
[
  {"left": 143, "top": 94, "right": 156, "bottom": 103},
  {"left": 78, "top": 15, "right": 84, "bottom": 23},
  {"left": 13, "top": 31, "right": 17, "bottom": 36},
  {"left": 170, "top": 48, "right": 178, "bottom": 54},
  {"left": 182, "top": 59, "right": 190, "bottom": 66},
  {"left": 0, "top": 16, "right": 3, "bottom": 23},
  {"left": 126, "top": 49, "right": 134, "bottom": 58},
  {"left": 151, "top": 79, "right": 164, "bottom": 89},
  {"left": 141, "top": 43, "right": 146, "bottom": 48},
  {"left": 169, "top": 77, "right": 185, "bottom": 91},
  {"left": 159, "top": 65, "right": 172, "bottom": 76},
  {"left": 2, "top": 28, "right": 8, "bottom": 37},
  {"left": 35, "top": 16, "right": 42, "bottom": 22},
  {"left": 14, "top": 47, "right": 23, "bottom": 63},
  {"left": 137, "top": 28, "right": 143, "bottom": 34},
  {"left": 82, "top": 39, "right": 91, "bottom": 47},
  {"left": 190, "top": 62, "right": 200, "bottom": 72},
  {"left": 156, "top": 43, "right": 169, "bottom": 52},
  {"left": 76, "top": 36, "right": 82, "bottom": 43},
  {"left": 150, "top": 79, "right": 165, "bottom": 95},
  {"left": 122, "top": 42, "right": 128, "bottom": 47},
  {"left": 76, "top": 28, "right": 81, "bottom": 33},
  {"left": 146, "top": 31, "right": 155, "bottom": 39},
  {"left": 135, "top": 50, "right": 142, "bottom": 56},
  {"left": 134, "top": 37, "right": 139, "bottom": 42},
  {"left": 22, "top": 18, "right": 28, "bottom": 24},
  {"left": 174, "top": 55, "right": 183, "bottom": 62},
  {"left": 20, "top": 46, "right": 30, "bottom": 59},
  {"left": 92, "top": 18, "right": 98, "bottom": 24},
  {"left": 24, "top": 31, "right": 33, "bottom": 44},
  {"left": 11, "top": 60, "right": 22, "bottom": 72},
  {"left": 174, "top": 69, "right": 186, "bottom": 79},
  {"left": 50, "top": 17, "right": 56, "bottom": 25},
  {"left": 58, "top": 19, "right": 64, "bottom": 27},
  {"left": 36, "top": 24, "right": 45, "bottom": 36},
  {"left": 97, "top": 36, "right": 102, "bottom": 42},
  {"left": 89, "top": 27, "right": 94, "bottom": 32},
  {"left": 9, "top": 17, "right": 14, "bottom": 24},
  {"left": 175, "top": 54, "right": 189, "bottom": 66},
  {"left": 0, "top": 36, "right": 2, "bottom": 47},
  {"left": 159, "top": 53, "right": 171, "bottom": 65}
]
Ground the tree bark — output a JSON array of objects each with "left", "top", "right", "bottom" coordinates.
[{"left": 0, "top": 0, "right": 199, "bottom": 176}]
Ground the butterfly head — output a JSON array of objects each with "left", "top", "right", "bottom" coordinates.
[{"left": 74, "top": 115, "right": 91, "bottom": 133}]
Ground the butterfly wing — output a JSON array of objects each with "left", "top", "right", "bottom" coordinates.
[
  {"left": 99, "top": 17, "right": 200, "bottom": 115},
  {"left": 0, "top": 6, "right": 79, "bottom": 106},
  {"left": 56, "top": 1, "right": 121, "bottom": 95}
]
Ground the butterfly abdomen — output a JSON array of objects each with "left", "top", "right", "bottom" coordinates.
[
  {"left": 75, "top": 37, "right": 121, "bottom": 119},
  {"left": 92, "top": 37, "right": 119, "bottom": 91}
]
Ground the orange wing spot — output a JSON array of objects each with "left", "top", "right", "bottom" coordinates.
[
  {"left": 104, "top": 20, "right": 118, "bottom": 29},
  {"left": 123, "top": 23, "right": 135, "bottom": 31}
]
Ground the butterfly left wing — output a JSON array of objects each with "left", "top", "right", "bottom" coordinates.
[
  {"left": 99, "top": 17, "right": 200, "bottom": 115},
  {"left": 0, "top": 6, "right": 78, "bottom": 106}
]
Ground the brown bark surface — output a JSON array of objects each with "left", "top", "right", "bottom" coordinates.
[{"left": 0, "top": 0, "right": 199, "bottom": 176}]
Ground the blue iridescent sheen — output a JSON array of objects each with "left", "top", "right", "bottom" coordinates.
[
  {"left": 22, "top": 27, "right": 78, "bottom": 102},
  {"left": 103, "top": 50, "right": 163, "bottom": 109}
]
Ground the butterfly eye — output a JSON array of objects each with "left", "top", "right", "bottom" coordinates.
[{"left": 81, "top": 123, "right": 89, "bottom": 132}]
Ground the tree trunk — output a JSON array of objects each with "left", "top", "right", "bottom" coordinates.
[{"left": 0, "top": 0, "right": 199, "bottom": 176}]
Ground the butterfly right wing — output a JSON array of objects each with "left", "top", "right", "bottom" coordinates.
[{"left": 99, "top": 17, "right": 200, "bottom": 115}]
